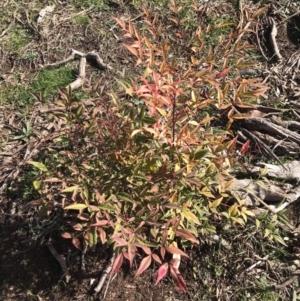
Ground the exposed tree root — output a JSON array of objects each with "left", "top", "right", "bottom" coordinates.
[{"left": 43, "top": 49, "right": 113, "bottom": 91}]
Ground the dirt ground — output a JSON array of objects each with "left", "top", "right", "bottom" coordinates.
[{"left": 1, "top": 0, "right": 300, "bottom": 300}]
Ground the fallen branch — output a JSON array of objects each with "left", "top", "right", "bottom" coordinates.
[
  {"left": 94, "top": 253, "right": 115, "bottom": 293},
  {"left": 231, "top": 175, "right": 300, "bottom": 213},
  {"left": 274, "top": 275, "right": 298, "bottom": 289},
  {"left": 269, "top": 17, "right": 282, "bottom": 61},
  {"left": 243, "top": 117, "right": 300, "bottom": 146}
]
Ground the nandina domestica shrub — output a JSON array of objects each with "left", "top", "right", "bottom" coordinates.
[{"left": 29, "top": 1, "right": 270, "bottom": 291}]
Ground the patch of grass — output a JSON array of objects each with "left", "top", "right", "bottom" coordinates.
[
  {"left": 251, "top": 276, "right": 281, "bottom": 301},
  {"left": 0, "top": 66, "right": 76, "bottom": 107},
  {"left": 71, "top": 0, "right": 114, "bottom": 9},
  {"left": 73, "top": 15, "right": 92, "bottom": 26},
  {"left": 4, "top": 27, "right": 31, "bottom": 53},
  {"left": 204, "top": 17, "right": 237, "bottom": 46}
]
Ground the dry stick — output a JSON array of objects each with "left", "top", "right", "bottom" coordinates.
[
  {"left": 94, "top": 253, "right": 115, "bottom": 293},
  {"left": 269, "top": 17, "right": 282, "bottom": 61},
  {"left": 234, "top": 21, "right": 251, "bottom": 46},
  {"left": 278, "top": 10, "right": 300, "bottom": 25},
  {"left": 46, "top": 240, "right": 71, "bottom": 283},
  {"left": 241, "top": 127, "right": 285, "bottom": 169},
  {"left": 243, "top": 117, "right": 300, "bottom": 145},
  {"left": 103, "top": 274, "right": 117, "bottom": 300},
  {"left": 255, "top": 23, "right": 269, "bottom": 61},
  {"left": 274, "top": 275, "right": 298, "bottom": 289},
  {"left": 249, "top": 193, "right": 278, "bottom": 214},
  {"left": 0, "top": 19, "right": 15, "bottom": 38},
  {"left": 243, "top": 255, "right": 269, "bottom": 274}
]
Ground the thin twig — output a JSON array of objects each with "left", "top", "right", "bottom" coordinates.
[
  {"left": 256, "top": 22, "right": 269, "bottom": 61},
  {"left": 244, "top": 255, "right": 269, "bottom": 273},
  {"left": 274, "top": 275, "right": 298, "bottom": 289},
  {"left": 278, "top": 10, "right": 300, "bottom": 25},
  {"left": 269, "top": 17, "right": 282, "bottom": 61}
]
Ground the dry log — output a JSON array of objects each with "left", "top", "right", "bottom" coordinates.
[
  {"left": 249, "top": 161, "right": 300, "bottom": 182},
  {"left": 243, "top": 117, "right": 300, "bottom": 145},
  {"left": 231, "top": 178, "right": 300, "bottom": 213}
]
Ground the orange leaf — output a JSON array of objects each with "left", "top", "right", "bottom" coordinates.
[
  {"left": 123, "top": 44, "right": 138, "bottom": 57},
  {"left": 175, "top": 229, "right": 199, "bottom": 244},
  {"left": 241, "top": 139, "right": 251, "bottom": 155},
  {"left": 135, "top": 255, "right": 152, "bottom": 277},
  {"left": 164, "top": 245, "right": 189, "bottom": 257},
  {"left": 112, "top": 17, "right": 126, "bottom": 30},
  {"left": 72, "top": 237, "right": 81, "bottom": 250},
  {"left": 97, "top": 227, "right": 106, "bottom": 244},
  {"left": 61, "top": 232, "right": 72, "bottom": 239}
]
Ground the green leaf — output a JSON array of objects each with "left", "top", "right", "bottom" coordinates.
[
  {"left": 181, "top": 209, "right": 201, "bottom": 225},
  {"left": 117, "top": 192, "right": 134, "bottom": 203},
  {"left": 64, "top": 203, "right": 87, "bottom": 210},
  {"left": 273, "top": 235, "right": 287, "bottom": 247},
  {"left": 193, "top": 148, "right": 209, "bottom": 160},
  {"left": 136, "top": 237, "right": 159, "bottom": 248},
  {"left": 98, "top": 203, "right": 117, "bottom": 212},
  {"left": 62, "top": 185, "right": 79, "bottom": 193},
  {"left": 27, "top": 161, "right": 48, "bottom": 172}
]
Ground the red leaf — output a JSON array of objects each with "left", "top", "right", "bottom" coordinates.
[
  {"left": 170, "top": 266, "right": 187, "bottom": 292},
  {"left": 77, "top": 213, "right": 90, "bottom": 221},
  {"left": 71, "top": 223, "right": 83, "bottom": 231},
  {"left": 160, "top": 247, "right": 166, "bottom": 260},
  {"left": 135, "top": 255, "right": 152, "bottom": 277},
  {"left": 43, "top": 177, "right": 62, "bottom": 183},
  {"left": 111, "top": 234, "right": 127, "bottom": 247},
  {"left": 152, "top": 253, "right": 162, "bottom": 264},
  {"left": 72, "top": 237, "right": 81, "bottom": 250},
  {"left": 164, "top": 245, "right": 189, "bottom": 257},
  {"left": 127, "top": 244, "right": 136, "bottom": 268},
  {"left": 155, "top": 262, "right": 169, "bottom": 285},
  {"left": 111, "top": 253, "right": 124, "bottom": 275},
  {"left": 241, "top": 139, "right": 250, "bottom": 155},
  {"left": 91, "top": 219, "right": 109, "bottom": 226},
  {"left": 216, "top": 67, "right": 232, "bottom": 79}
]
